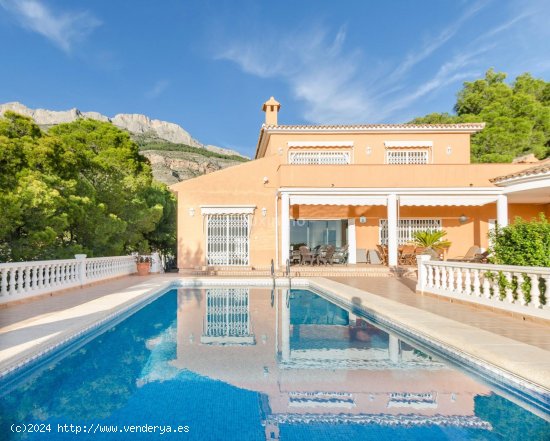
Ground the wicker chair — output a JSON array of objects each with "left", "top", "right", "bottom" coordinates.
[
  {"left": 399, "top": 244, "right": 417, "bottom": 265},
  {"left": 299, "top": 246, "right": 315, "bottom": 265},
  {"left": 376, "top": 244, "right": 388, "bottom": 265},
  {"left": 332, "top": 244, "right": 349, "bottom": 264},
  {"left": 317, "top": 245, "right": 336, "bottom": 265}
]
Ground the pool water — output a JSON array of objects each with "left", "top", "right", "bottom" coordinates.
[{"left": 0, "top": 288, "right": 548, "bottom": 441}]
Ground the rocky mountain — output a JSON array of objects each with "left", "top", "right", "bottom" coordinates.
[{"left": 0, "top": 102, "right": 248, "bottom": 185}]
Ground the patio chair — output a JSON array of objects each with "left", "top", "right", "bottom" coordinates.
[
  {"left": 471, "top": 251, "right": 490, "bottom": 263},
  {"left": 399, "top": 244, "right": 417, "bottom": 265},
  {"left": 298, "top": 246, "right": 315, "bottom": 265},
  {"left": 376, "top": 244, "right": 388, "bottom": 266},
  {"left": 317, "top": 245, "right": 336, "bottom": 265},
  {"left": 332, "top": 244, "right": 349, "bottom": 264},
  {"left": 448, "top": 246, "right": 482, "bottom": 262}
]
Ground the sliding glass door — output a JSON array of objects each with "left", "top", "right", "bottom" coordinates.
[{"left": 290, "top": 220, "right": 348, "bottom": 249}]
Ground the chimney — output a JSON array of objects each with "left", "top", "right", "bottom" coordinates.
[{"left": 262, "top": 96, "right": 281, "bottom": 125}]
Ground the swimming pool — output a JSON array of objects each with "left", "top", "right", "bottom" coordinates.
[{"left": 0, "top": 287, "right": 548, "bottom": 440}]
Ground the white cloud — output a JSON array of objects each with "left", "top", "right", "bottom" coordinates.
[
  {"left": 216, "top": 0, "right": 548, "bottom": 124},
  {"left": 145, "top": 80, "right": 170, "bottom": 99},
  {"left": 0, "top": 0, "right": 100, "bottom": 52},
  {"left": 218, "top": 26, "right": 374, "bottom": 123},
  {"left": 389, "top": 0, "right": 487, "bottom": 81}
]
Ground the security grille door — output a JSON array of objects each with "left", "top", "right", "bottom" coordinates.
[{"left": 206, "top": 214, "right": 249, "bottom": 265}]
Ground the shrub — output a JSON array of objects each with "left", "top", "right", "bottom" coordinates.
[{"left": 489, "top": 213, "right": 550, "bottom": 267}]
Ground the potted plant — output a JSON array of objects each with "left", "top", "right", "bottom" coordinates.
[
  {"left": 136, "top": 254, "right": 151, "bottom": 276},
  {"left": 413, "top": 230, "right": 451, "bottom": 260}
]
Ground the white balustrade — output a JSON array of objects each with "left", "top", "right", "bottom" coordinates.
[
  {"left": 416, "top": 257, "right": 550, "bottom": 320},
  {"left": 0, "top": 255, "right": 137, "bottom": 304}
]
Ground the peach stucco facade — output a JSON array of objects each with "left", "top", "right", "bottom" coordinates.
[{"left": 171, "top": 98, "right": 550, "bottom": 270}]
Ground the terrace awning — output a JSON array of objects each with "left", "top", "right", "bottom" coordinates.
[{"left": 399, "top": 195, "right": 498, "bottom": 206}]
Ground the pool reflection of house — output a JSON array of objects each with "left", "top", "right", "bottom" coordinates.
[
  {"left": 171, "top": 98, "right": 550, "bottom": 271},
  {"left": 172, "top": 288, "right": 492, "bottom": 439}
]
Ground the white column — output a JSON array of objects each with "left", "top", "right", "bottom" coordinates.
[
  {"left": 348, "top": 218, "right": 357, "bottom": 264},
  {"left": 388, "top": 335, "right": 400, "bottom": 363},
  {"left": 281, "top": 193, "right": 290, "bottom": 265},
  {"left": 496, "top": 194, "right": 508, "bottom": 227},
  {"left": 387, "top": 194, "right": 398, "bottom": 266},
  {"left": 281, "top": 289, "right": 290, "bottom": 362}
]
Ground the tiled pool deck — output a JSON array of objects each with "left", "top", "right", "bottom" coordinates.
[{"left": 1, "top": 274, "right": 549, "bottom": 395}]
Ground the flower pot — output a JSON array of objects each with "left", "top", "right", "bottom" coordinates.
[{"left": 137, "top": 262, "right": 151, "bottom": 276}]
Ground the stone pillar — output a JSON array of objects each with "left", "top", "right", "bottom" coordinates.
[
  {"left": 150, "top": 252, "right": 161, "bottom": 273},
  {"left": 348, "top": 218, "right": 357, "bottom": 264},
  {"left": 496, "top": 194, "right": 508, "bottom": 228},
  {"left": 387, "top": 194, "right": 398, "bottom": 266},
  {"left": 74, "top": 254, "right": 87, "bottom": 287},
  {"left": 416, "top": 254, "right": 431, "bottom": 292},
  {"left": 281, "top": 193, "right": 290, "bottom": 266}
]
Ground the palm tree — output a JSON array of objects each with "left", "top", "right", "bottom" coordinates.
[{"left": 413, "top": 230, "right": 451, "bottom": 257}]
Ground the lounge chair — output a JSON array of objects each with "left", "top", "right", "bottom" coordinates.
[{"left": 448, "top": 246, "right": 482, "bottom": 262}]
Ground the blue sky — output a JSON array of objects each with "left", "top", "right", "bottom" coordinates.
[{"left": 0, "top": 0, "right": 549, "bottom": 157}]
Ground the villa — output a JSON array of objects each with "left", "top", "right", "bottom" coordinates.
[{"left": 171, "top": 97, "right": 550, "bottom": 270}]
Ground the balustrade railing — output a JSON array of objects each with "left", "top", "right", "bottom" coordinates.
[
  {"left": 416, "top": 255, "right": 550, "bottom": 320},
  {"left": 0, "top": 255, "right": 136, "bottom": 304}
]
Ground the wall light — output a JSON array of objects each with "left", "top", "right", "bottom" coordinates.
[
  {"left": 359, "top": 216, "right": 367, "bottom": 224},
  {"left": 261, "top": 207, "right": 267, "bottom": 217},
  {"left": 263, "top": 176, "right": 269, "bottom": 184},
  {"left": 458, "top": 214, "right": 469, "bottom": 224},
  {"left": 446, "top": 145, "right": 453, "bottom": 155},
  {"left": 366, "top": 146, "right": 372, "bottom": 156},
  {"left": 188, "top": 207, "right": 195, "bottom": 217}
]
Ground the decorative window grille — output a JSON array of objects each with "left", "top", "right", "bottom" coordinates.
[
  {"left": 379, "top": 219, "right": 441, "bottom": 245},
  {"left": 206, "top": 214, "right": 249, "bottom": 265},
  {"left": 204, "top": 288, "right": 250, "bottom": 337},
  {"left": 289, "top": 151, "right": 351, "bottom": 165},
  {"left": 386, "top": 150, "right": 429, "bottom": 165}
]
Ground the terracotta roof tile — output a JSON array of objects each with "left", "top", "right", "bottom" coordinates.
[
  {"left": 490, "top": 159, "right": 550, "bottom": 183},
  {"left": 262, "top": 123, "right": 486, "bottom": 131}
]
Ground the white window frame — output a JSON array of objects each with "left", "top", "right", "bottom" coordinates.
[
  {"left": 379, "top": 218, "right": 442, "bottom": 245},
  {"left": 288, "top": 150, "right": 351, "bottom": 165},
  {"left": 385, "top": 150, "right": 429, "bottom": 165}
]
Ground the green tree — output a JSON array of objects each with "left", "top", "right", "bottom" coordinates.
[
  {"left": 410, "top": 69, "right": 550, "bottom": 162},
  {"left": 0, "top": 114, "right": 176, "bottom": 262}
]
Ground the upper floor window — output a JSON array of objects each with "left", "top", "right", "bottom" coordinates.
[
  {"left": 289, "top": 151, "right": 351, "bottom": 165},
  {"left": 386, "top": 150, "right": 429, "bottom": 165},
  {"left": 384, "top": 140, "right": 432, "bottom": 165}
]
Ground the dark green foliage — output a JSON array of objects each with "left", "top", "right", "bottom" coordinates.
[
  {"left": 410, "top": 69, "right": 550, "bottom": 162},
  {"left": 0, "top": 114, "right": 176, "bottom": 262},
  {"left": 133, "top": 134, "right": 248, "bottom": 162}
]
